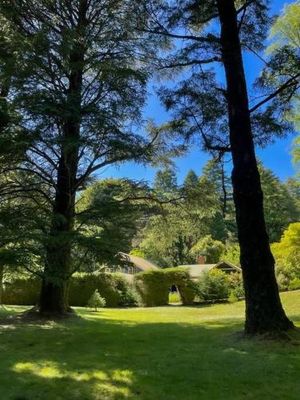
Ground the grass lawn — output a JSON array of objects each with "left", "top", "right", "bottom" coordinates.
[{"left": 0, "top": 291, "right": 300, "bottom": 400}]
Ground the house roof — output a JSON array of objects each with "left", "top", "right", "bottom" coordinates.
[
  {"left": 119, "top": 253, "right": 159, "bottom": 272},
  {"left": 177, "top": 261, "right": 241, "bottom": 279}
]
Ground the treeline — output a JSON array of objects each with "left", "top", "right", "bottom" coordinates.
[{"left": 132, "top": 159, "right": 300, "bottom": 268}]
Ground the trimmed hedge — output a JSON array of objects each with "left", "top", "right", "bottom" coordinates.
[
  {"left": 69, "top": 272, "right": 140, "bottom": 307},
  {"left": 2, "top": 272, "right": 140, "bottom": 307},
  {"left": 134, "top": 267, "right": 197, "bottom": 307},
  {"left": 2, "top": 277, "right": 40, "bottom": 305},
  {"left": 135, "top": 270, "right": 170, "bottom": 306}
]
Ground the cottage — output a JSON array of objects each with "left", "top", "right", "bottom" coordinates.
[
  {"left": 177, "top": 261, "right": 241, "bottom": 281},
  {"left": 104, "top": 252, "right": 159, "bottom": 275}
]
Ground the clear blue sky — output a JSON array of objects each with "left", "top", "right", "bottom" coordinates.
[{"left": 102, "top": 0, "right": 297, "bottom": 185}]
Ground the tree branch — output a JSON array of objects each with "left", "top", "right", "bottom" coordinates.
[
  {"left": 250, "top": 74, "right": 300, "bottom": 113},
  {"left": 159, "top": 56, "right": 221, "bottom": 70}
]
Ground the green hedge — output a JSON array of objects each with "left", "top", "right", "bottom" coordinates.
[
  {"left": 2, "top": 272, "right": 139, "bottom": 307},
  {"left": 69, "top": 272, "right": 140, "bottom": 307},
  {"left": 134, "top": 267, "right": 197, "bottom": 307},
  {"left": 135, "top": 270, "right": 170, "bottom": 306},
  {"left": 2, "top": 277, "right": 40, "bottom": 305}
]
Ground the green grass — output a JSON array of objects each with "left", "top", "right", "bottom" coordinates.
[
  {"left": 0, "top": 291, "right": 300, "bottom": 400},
  {"left": 168, "top": 291, "right": 181, "bottom": 303}
]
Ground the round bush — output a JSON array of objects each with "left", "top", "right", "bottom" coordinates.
[{"left": 197, "top": 270, "right": 230, "bottom": 301}]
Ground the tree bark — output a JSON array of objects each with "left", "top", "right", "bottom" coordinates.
[
  {"left": 216, "top": 0, "right": 294, "bottom": 334},
  {"left": 39, "top": 116, "right": 80, "bottom": 314},
  {"left": 39, "top": 2, "right": 86, "bottom": 315}
]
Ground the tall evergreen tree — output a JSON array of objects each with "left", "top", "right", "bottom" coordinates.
[
  {"left": 259, "top": 164, "right": 299, "bottom": 242},
  {"left": 142, "top": 0, "right": 299, "bottom": 333},
  {"left": 183, "top": 169, "right": 198, "bottom": 191},
  {"left": 154, "top": 167, "right": 178, "bottom": 199},
  {"left": 0, "top": 1, "right": 155, "bottom": 314}
]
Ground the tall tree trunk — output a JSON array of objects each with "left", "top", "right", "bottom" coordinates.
[
  {"left": 39, "top": 2, "right": 86, "bottom": 314},
  {"left": 216, "top": 0, "right": 293, "bottom": 334},
  {"left": 39, "top": 151, "right": 78, "bottom": 314}
]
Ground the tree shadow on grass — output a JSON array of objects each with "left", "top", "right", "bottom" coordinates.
[{"left": 1, "top": 310, "right": 300, "bottom": 400}]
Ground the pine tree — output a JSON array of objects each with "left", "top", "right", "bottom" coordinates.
[
  {"left": 183, "top": 170, "right": 198, "bottom": 191},
  {"left": 154, "top": 167, "right": 178, "bottom": 199},
  {"left": 141, "top": 0, "right": 298, "bottom": 333},
  {"left": 87, "top": 290, "right": 106, "bottom": 311},
  {"left": 0, "top": 1, "right": 155, "bottom": 315},
  {"left": 259, "top": 164, "right": 299, "bottom": 242}
]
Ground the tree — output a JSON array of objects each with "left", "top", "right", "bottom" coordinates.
[
  {"left": 202, "top": 159, "right": 235, "bottom": 240},
  {"left": 0, "top": 1, "right": 155, "bottom": 315},
  {"left": 153, "top": 167, "right": 178, "bottom": 199},
  {"left": 139, "top": 168, "right": 224, "bottom": 267},
  {"left": 87, "top": 289, "right": 106, "bottom": 311},
  {"left": 259, "top": 164, "right": 299, "bottom": 242},
  {"left": 272, "top": 222, "right": 300, "bottom": 282},
  {"left": 292, "top": 136, "right": 300, "bottom": 177},
  {"left": 201, "top": 1, "right": 294, "bottom": 333},
  {"left": 142, "top": 0, "right": 298, "bottom": 333},
  {"left": 75, "top": 178, "right": 148, "bottom": 272},
  {"left": 190, "top": 235, "right": 225, "bottom": 264},
  {"left": 183, "top": 170, "right": 199, "bottom": 191},
  {"left": 202, "top": 159, "right": 233, "bottom": 219}
]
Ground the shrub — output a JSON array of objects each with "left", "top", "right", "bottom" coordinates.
[
  {"left": 135, "top": 270, "right": 169, "bottom": 307},
  {"left": 228, "top": 272, "right": 244, "bottom": 299},
  {"left": 69, "top": 272, "right": 141, "bottom": 307},
  {"left": 197, "top": 270, "right": 230, "bottom": 301},
  {"left": 276, "top": 272, "right": 290, "bottom": 291},
  {"left": 3, "top": 272, "right": 138, "bottom": 307},
  {"left": 228, "top": 291, "right": 238, "bottom": 303},
  {"left": 87, "top": 290, "right": 106, "bottom": 311},
  {"left": 118, "top": 286, "right": 141, "bottom": 307},
  {"left": 2, "top": 277, "right": 41, "bottom": 305},
  {"left": 70, "top": 272, "right": 142, "bottom": 307},
  {"left": 289, "top": 278, "right": 300, "bottom": 291},
  {"left": 272, "top": 223, "right": 300, "bottom": 281},
  {"left": 69, "top": 273, "right": 119, "bottom": 307}
]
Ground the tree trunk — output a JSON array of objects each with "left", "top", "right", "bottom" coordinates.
[
  {"left": 216, "top": 0, "right": 294, "bottom": 334},
  {"left": 39, "top": 3, "right": 86, "bottom": 314},
  {"left": 39, "top": 122, "right": 79, "bottom": 314}
]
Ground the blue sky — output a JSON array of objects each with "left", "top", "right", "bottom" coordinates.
[{"left": 102, "top": 0, "right": 297, "bottom": 185}]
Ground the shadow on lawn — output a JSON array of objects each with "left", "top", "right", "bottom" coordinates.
[{"left": 1, "top": 311, "right": 300, "bottom": 400}]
